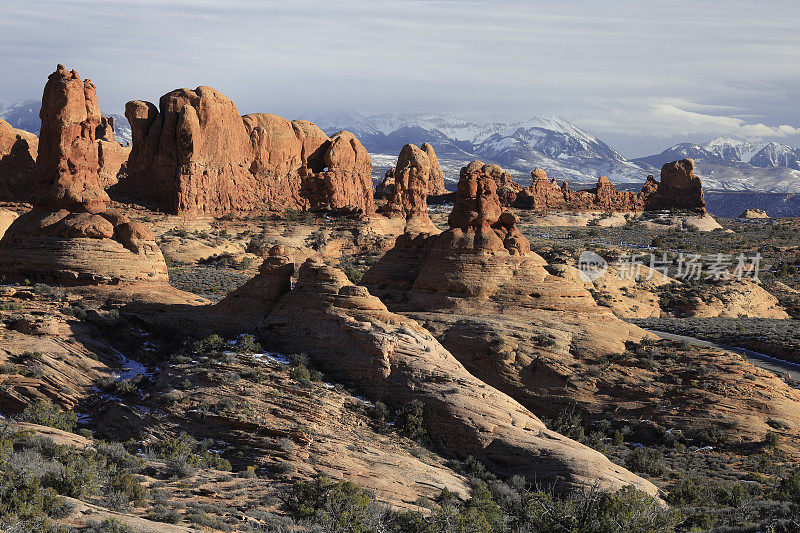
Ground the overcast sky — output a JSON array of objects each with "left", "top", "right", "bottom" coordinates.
[{"left": 1, "top": 0, "right": 799, "bottom": 157}]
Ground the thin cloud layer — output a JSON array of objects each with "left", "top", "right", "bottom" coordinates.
[{"left": 1, "top": 0, "right": 799, "bottom": 156}]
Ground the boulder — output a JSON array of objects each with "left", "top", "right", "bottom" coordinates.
[
  {"left": 98, "top": 140, "right": 131, "bottom": 188},
  {"left": 95, "top": 116, "right": 116, "bottom": 142},
  {"left": 57, "top": 212, "right": 115, "bottom": 239},
  {"left": 0, "top": 208, "right": 18, "bottom": 240},
  {"left": 421, "top": 142, "right": 447, "bottom": 196}
]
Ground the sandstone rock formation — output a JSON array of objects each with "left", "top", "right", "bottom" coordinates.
[
  {"left": 97, "top": 116, "right": 131, "bottom": 187},
  {"left": 96, "top": 116, "right": 116, "bottom": 142},
  {"left": 222, "top": 258, "right": 657, "bottom": 495},
  {"left": 361, "top": 161, "right": 800, "bottom": 447},
  {"left": 0, "top": 209, "right": 17, "bottom": 240},
  {"left": 362, "top": 164, "right": 636, "bottom": 334},
  {"left": 122, "top": 88, "right": 374, "bottom": 217},
  {"left": 740, "top": 208, "right": 769, "bottom": 219},
  {"left": 0, "top": 119, "right": 38, "bottom": 201},
  {"left": 374, "top": 143, "right": 442, "bottom": 233},
  {"left": 655, "top": 159, "right": 705, "bottom": 211},
  {"left": 493, "top": 159, "right": 706, "bottom": 213},
  {"left": 34, "top": 65, "right": 108, "bottom": 213},
  {"left": 0, "top": 66, "right": 167, "bottom": 284}
]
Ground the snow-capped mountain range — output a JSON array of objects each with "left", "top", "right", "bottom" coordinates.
[
  {"left": 634, "top": 137, "right": 800, "bottom": 192},
  {"left": 311, "top": 111, "right": 647, "bottom": 186},
  {"left": 312, "top": 111, "right": 800, "bottom": 192},
  {"left": 3, "top": 98, "right": 800, "bottom": 192},
  {"left": 636, "top": 137, "right": 800, "bottom": 171}
]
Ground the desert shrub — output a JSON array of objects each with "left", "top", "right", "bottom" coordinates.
[
  {"left": 42, "top": 452, "right": 101, "bottom": 499},
  {"left": 153, "top": 433, "right": 196, "bottom": 461},
  {"left": 339, "top": 255, "right": 363, "bottom": 284},
  {"left": 84, "top": 518, "right": 135, "bottom": 532},
  {"left": 307, "top": 229, "right": 330, "bottom": 251},
  {"left": 192, "top": 334, "right": 227, "bottom": 356},
  {"left": 545, "top": 408, "right": 586, "bottom": 442},
  {"left": 107, "top": 469, "right": 147, "bottom": 506},
  {"left": 625, "top": 447, "right": 667, "bottom": 477},
  {"left": 284, "top": 209, "right": 313, "bottom": 223},
  {"left": 0, "top": 469, "right": 71, "bottom": 524},
  {"left": 396, "top": 400, "right": 427, "bottom": 442},
  {"left": 368, "top": 402, "right": 391, "bottom": 432},
  {"left": 234, "top": 334, "right": 262, "bottom": 353},
  {"left": 146, "top": 504, "right": 181, "bottom": 524},
  {"left": 765, "top": 430, "right": 781, "bottom": 449},
  {"left": 774, "top": 471, "right": 800, "bottom": 503},
  {"left": 288, "top": 474, "right": 384, "bottom": 532},
  {"left": 289, "top": 364, "right": 311, "bottom": 383},
  {"left": 166, "top": 457, "right": 196, "bottom": 479},
  {"left": 95, "top": 442, "right": 143, "bottom": 472},
  {"left": 594, "top": 485, "right": 680, "bottom": 532},
  {"left": 18, "top": 400, "right": 78, "bottom": 433},
  {"left": 198, "top": 252, "right": 253, "bottom": 270},
  {"left": 186, "top": 510, "right": 230, "bottom": 531},
  {"left": 152, "top": 433, "right": 230, "bottom": 475}
]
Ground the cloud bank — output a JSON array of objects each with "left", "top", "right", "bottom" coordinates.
[{"left": 1, "top": 0, "right": 799, "bottom": 155}]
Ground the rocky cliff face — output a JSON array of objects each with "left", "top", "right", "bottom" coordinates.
[
  {"left": 123, "top": 88, "right": 375, "bottom": 217},
  {"left": 215, "top": 256, "right": 657, "bottom": 495},
  {"left": 495, "top": 159, "right": 706, "bottom": 213},
  {"left": 0, "top": 66, "right": 167, "bottom": 285},
  {"left": 0, "top": 118, "right": 37, "bottom": 201}
]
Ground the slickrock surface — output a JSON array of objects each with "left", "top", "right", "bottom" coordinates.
[
  {"left": 122, "top": 346, "right": 472, "bottom": 511},
  {"left": 362, "top": 163, "right": 800, "bottom": 450},
  {"left": 0, "top": 118, "right": 38, "bottom": 201},
  {"left": 375, "top": 143, "right": 441, "bottom": 233},
  {"left": 0, "top": 66, "right": 168, "bottom": 284},
  {"left": 123, "top": 88, "right": 374, "bottom": 217},
  {"left": 236, "top": 257, "right": 658, "bottom": 495},
  {"left": 495, "top": 159, "right": 706, "bottom": 213},
  {"left": 0, "top": 286, "right": 114, "bottom": 412},
  {"left": 585, "top": 265, "right": 788, "bottom": 319},
  {"left": 680, "top": 279, "right": 790, "bottom": 319}
]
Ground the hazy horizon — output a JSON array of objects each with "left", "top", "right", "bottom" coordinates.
[{"left": 2, "top": 0, "right": 799, "bottom": 158}]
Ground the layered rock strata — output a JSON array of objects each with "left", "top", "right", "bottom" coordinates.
[
  {"left": 0, "top": 65, "right": 167, "bottom": 284},
  {"left": 361, "top": 162, "right": 650, "bottom": 416},
  {"left": 216, "top": 257, "right": 657, "bottom": 495},
  {"left": 123, "top": 89, "right": 374, "bottom": 217}
]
